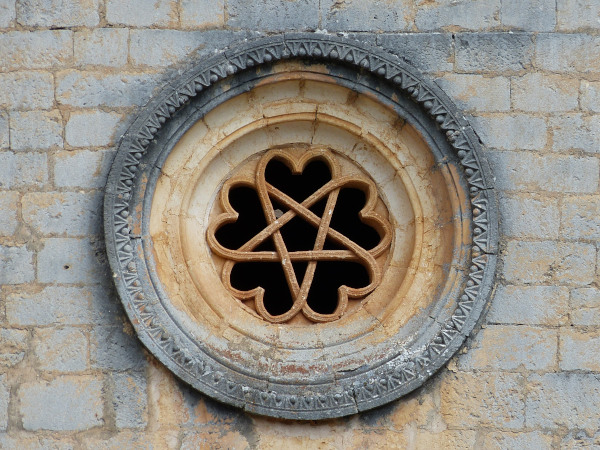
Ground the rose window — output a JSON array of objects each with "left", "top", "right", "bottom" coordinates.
[{"left": 104, "top": 34, "right": 497, "bottom": 420}]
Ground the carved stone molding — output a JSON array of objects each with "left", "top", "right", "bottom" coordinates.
[{"left": 104, "top": 33, "right": 498, "bottom": 420}]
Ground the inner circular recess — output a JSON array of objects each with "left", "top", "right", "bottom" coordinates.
[{"left": 149, "top": 68, "right": 462, "bottom": 380}]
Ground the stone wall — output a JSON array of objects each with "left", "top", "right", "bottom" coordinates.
[{"left": 1, "top": 0, "right": 599, "bottom": 448}]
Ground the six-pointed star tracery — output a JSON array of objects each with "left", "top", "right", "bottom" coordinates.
[{"left": 207, "top": 149, "right": 392, "bottom": 323}]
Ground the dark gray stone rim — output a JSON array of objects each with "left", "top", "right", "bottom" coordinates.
[{"left": 104, "top": 33, "right": 498, "bottom": 420}]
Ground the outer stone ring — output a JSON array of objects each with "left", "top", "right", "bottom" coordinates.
[{"left": 104, "top": 34, "right": 498, "bottom": 420}]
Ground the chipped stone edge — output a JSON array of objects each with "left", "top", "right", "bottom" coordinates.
[{"left": 104, "top": 33, "right": 498, "bottom": 420}]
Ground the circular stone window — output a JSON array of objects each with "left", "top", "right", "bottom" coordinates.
[{"left": 104, "top": 34, "right": 497, "bottom": 420}]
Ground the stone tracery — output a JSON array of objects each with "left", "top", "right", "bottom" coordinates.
[{"left": 207, "top": 149, "right": 393, "bottom": 323}]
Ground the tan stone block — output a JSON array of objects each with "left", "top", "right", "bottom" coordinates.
[
  {"left": 146, "top": 362, "right": 192, "bottom": 428},
  {"left": 483, "top": 431, "right": 553, "bottom": 449},
  {"left": 571, "top": 287, "right": 600, "bottom": 326},
  {"left": 414, "top": 430, "right": 478, "bottom": 450},
  {"left": 526, "top": 373, "right": 600, "bottom": 433},
  {"left": 437, "top": 74, "right": 510, "bottom": 112},
  {"left": 499, "top": 193, "right": 560, "bottom": 239},
  {"left": 0, "top": 30, "right": 72, "bottom": 71},
  {"left": 487, "top": 285, "right": 569, "bottom": 326},
  {"left": 82, "top": 430, "right": 179, "bottom": 449},
  {"left": 512, "top": 73, "right": 579, "bottom": 112},
  {"left": 440, "top": 372, "right": 525, "bottom": 429},
  {"left": 561, "top": 195, "right": 600, "bottom": 240},
  {"left": 503, "top": 240, "right": 595, "bottom": 286},
  {"left": 252, "top": 415, "right": 359, "bottom": 449},
  {"left": 0, "top": 328, "right": 28, "bottom": 367},
  {"left": 389, "top": 389, "right": 443, "bottom": 431},
  {"left": 581, "top": 80, "right": 600, "bottom": 112},
  {"left": 559, "top": 328, "right": 600, "bottom": 371},
  {"left": 344, "top": 430, "right": 409, "bottom": 449},
  {"left": 458, "top": 325, "right": 557, "bottom": 371},
  {"left": 181, "top": 428, "right": 250, "bottom": 450}
]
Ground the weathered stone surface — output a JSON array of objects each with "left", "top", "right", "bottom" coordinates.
[
  {"left": 536, "top": 34, "right": 600, "bottom": 73},
  {"left": 385, "top": 389, "right": 441, "bottom": 430},
  {"left": 10, "top": 110, "right": 63, "bottom": 151},
  {"left": 441, "top": 372, "right": 525, "bottom": 429},
  {"left": 550, "top": 114, "right": 600, "bottom": 153},
  {"left": 526, "top": 373, "right": 600, "bottom": 433},
  {"left": 321, "top": 0, "right": 410, "bottom": 32},
  {"left": 16, "top": 0, "right": 99, "bottom": 27},
  {"left": 130, "top": 29, "right": 254, "bottom": 67},
  {"left": 181, "top": 0, "right": 224, "bottom": 29},
  {"left": 0, "top": 191, "right": 19, "bottom": 236},
  {"left": 81, "top": 432, "right": 174, "bottom": 449},
  {"left": 0, "top": 375, "right": 8, "bottom": 431},
  {"left": 227, "top": 0, "right": 319, "bottom": 30},
  {"left": 0, "top": 72, "right": 54, "bottom": 111},
  {"left": 181, "top": 430, "right": 252, "bottom": 450},
  {"left": 499, "top": 194, "right": 559, "bottom": 238},
  {"left": 415, "top": 0, "right": 500, "bottom": 31},
  {"left": 0, "top": 30, "right": 72, "bottom": 71},
  {"left": 91, "top": 326, "right": 146, "bottom": 371},
  {"left": 512, "top": 73, "right": 579, "bottom": 112},
  {"left": 455, "top": 33, "right": 534, "bottom": 72},
  {"left": 557, "top": 0, "right": 600, "bottom": 30},
  {"left": 413, "top": 431, "right": 477, "bottom": 450},
  {"left": 0, "top": 435, "right": 76, "bottom": 450},
  {"left": 0, "top": 152, "right": 48, "bottom": 189},
  {"left": 0, "top": 328, "right": 28, "bottom": 367},
  {"left": 561, "top": 430, "right": 600, "bottom": 449},
  {"left": 19, "top": 377, "right": 104, "bottom": 431},
  {"left": 457, "top": 325, "right": 557, "bottom": 371},
  {"left": 571, "top": 287, "right": 600, "bottom": 326},
  {"left": 106, "top": 0, "right": 178, "bottom": 27},
  {"left": 5, "top": 286, "right": 109, "bottom": 326},
  {"left": 0, "top": 0, "right": 16, "bottom": 27},
  {"left": 0, "top": 111, "right": 8, "bottom": 149},
  {"left": 502, "top": 241, "right": 595, "bottom": 285},
  {"left": 473, "top": 115, "right": 546, "bottom": 150},
  {"left": 0, "top": 244, "right": 34, "bottom": 284},
  {"left": 501, "top": 0, "right": 556, "bottom": 31},
  {"left": 245, "top": 416, "right": 409, "bottom": 449},
  {"left": 377, "top": 33, "right": 453, "bottom": 73},
  {"left": 561, "top": 195, "right": 600, "bottom": 239},
  {"left": 74, "top": 28, "right": 128, "bottom": 68},
  {"left": 37, "top": 238, "right": 108, "bottom": 284},
  {"left": 483, "top": 431, "right": 553, "bottom": 449},
  {"left": 22, "top": 191, "right": 103, "bottom": 236},
  {"left": 65, "top": 111, "right": 123, "bottom": 148},
  {"left": 112, "top": 372, "right": 148, "bottom": 429},
  {"left": 581, "top": 80, "right": 600, "bottom": 112},
  {"left": 34, "top": 328, "right": 88, "bottom": 372},
  {"left": 560, "top": 329, "right": 600, "bottom": 371},
  {"left": 488, "top": 151, "right": 599, "bottom": 193},
  {"left": 54, "top": 149, "right": 115, "bottom": 189},
  {"left": 56, "top": 71, "right": 159, "bottom": 108},
  {"left": 436, "top": 74, "right": 510, "bottom": 111},
  {"left": 488, "top": 285, "right": 569, "bottom": 326}
]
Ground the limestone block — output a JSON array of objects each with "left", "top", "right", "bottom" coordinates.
[{"left": 18, "top": 377, "right": 104, "bottom": 431}]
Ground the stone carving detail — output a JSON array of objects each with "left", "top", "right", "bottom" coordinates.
[
  {"left": 104, "top": 34, "right": 498, "bottom": 420},
  {"left": 207, "top": 149, "right": 392, "bottom": 323}
]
